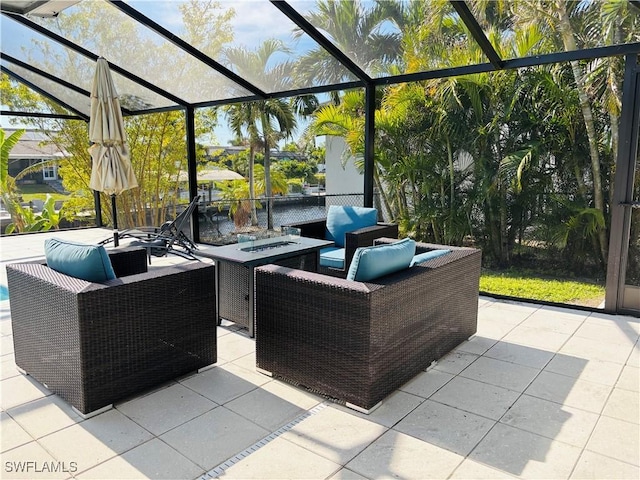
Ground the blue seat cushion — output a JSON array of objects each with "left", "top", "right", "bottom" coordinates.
[
  {"left": 325, "top": 205, "right": 378, "bottom": 248},
  {"left": 410, "top": 249, "right": 451, "bottom": 266},
  {"left": 44, "top": 238, "right": 116, "bottom": 283},
  {"left": 347, "top": 237, "right": 416, "bottom": 282},
  {"left": 319, "top": 247, "right": 345, "bottom": 269}
]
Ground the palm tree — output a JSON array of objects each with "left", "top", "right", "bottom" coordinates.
[
  {"left": 294, "top": 0, "right": 403, "bottom": 85},
  {"left": 1, "top": 128, "right": 25, "bottom": 231},
  {"left": 224, "top": 40, "right": 297, "bottom": 230},
  {"left": 511, "top": 0, "right": 611, "bottom": 264},
  {"left": 226, "top": 103, "right": 261, "bottom": 225}
]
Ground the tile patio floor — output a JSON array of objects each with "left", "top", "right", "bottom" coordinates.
[{"left": 0, "top": 229, "right": 638, "bottom": 480}]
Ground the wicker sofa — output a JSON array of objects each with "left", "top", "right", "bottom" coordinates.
[
  {"left": 7, "top": 247, "right": 217, "bottom": 415},
  {"left": 255, "top": 239, "right": 481, "bottom": 412}
]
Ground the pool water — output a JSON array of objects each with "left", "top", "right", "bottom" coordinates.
[{"left": 0, "top": 285, "right": 8, "bottom": 301}]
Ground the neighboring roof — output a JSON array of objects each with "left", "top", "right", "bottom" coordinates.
[
  {"left": 1, "top": 1, "right": 639, "bottom": 121},
  {"left": 5, "top": 129, "right": 67, "bottom": 159}
]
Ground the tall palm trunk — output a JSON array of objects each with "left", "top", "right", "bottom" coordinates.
[
  {"left": 262, "top": 113, "right": 273, "bottom": 230},
  {"left": 248, "top": 144, "right": 258, "bottom": 226},
  {"left": 557, "top": 2, "right": 608, "bottom": 264}
]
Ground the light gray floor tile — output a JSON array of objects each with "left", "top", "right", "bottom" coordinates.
[
  {"left": 475, "top": 317, "right": 519, "bottom": 340},
  {"left": 500, "top": 394, "right": 599, "bottom": 447},
  {"left": 478, "top": 304, "right": 528, "bottom": 324},
  {"left": 459, "top": 356, "right": 541, "bottom": 392},
  {"left": 560, "top": 335, "right": 634, "bottom": 364},
  {"left": 502, "top": 325, "right": 571, "bottom": 352},
  {"left": 0, "top": 374, "right": 51, "bottom": 410},
  {"left": 616, "top": 365, "right": 639, "bottom": 392},
  {"left": 0, "top": 441, "right": 69, "bottom": 479},
  {"left": 224, "top": 384, "right": 308, "bottom": 431},
  {"left": 216, "top": 332, "right": 256, "bottom": 362},
  {"left": 1, "top": 335, "right": 14, "bottom": 355},
  {"left": 399, "top": 369, "right": 454, "bottom": 398},
  {"left": 538, "top": 305, "right": 591, "bottom": 322},
  {"left": 0, "top": 315, "right": 12, "bottom": 337},
  {"left": 431, "top": 376, "right": 520, "bottom": 420},
  {"left": 216, "top": 436, "right": 341, "bottom": 480},
  {"left": 334, "top": 390, "right": 423, "bottom": 428},
  {"left": 628, "top": 342, "right": 640, "bottom": 367},
  {"left": 602, "top": 387, "right": 639, "bottom": 424},
  {"left": 545, "top": 354, "right": 624, "bottom": 386},
  {"left": 586, "top": 416, "right": 640, "bottom": 466},
  {"left": 484, "top": 341, "right": 555, "bottom": 369},
  {"left": 433, "top": 350, "right": 480, "bottom": 375},
  {"left": 347, "top": 430, "right": 464, "bottom": 480},
  {"left": 281, "top": 406, "right": 387, "bottom": 465},
  {"left": 38, "top": 409, "right": 153, "bottom": 474},
  {"left": 525, "top": 370, "right": 612, "bottom": 413},
  {"left": 574, "top": 322, "right": 639, "bottom": 347},
  {"left": 484, "top": 301, "right": 539, "bottom": 317},
  {"left": 180, "top": 362, "right": 268, "bottom": 405},
  {"left": 394, "top": 399, "right": 495, "bottom": 456},
  {"left": 328, "top": 468, "right": 370, "bottom": 480},
  {"left": 159, "top": 406, "right": 268, "bottom": 471},
  {"left": 450, "top": 459, "right": 518, "bottom": 479},
  {"left": 76, "top": 438, "right": 203, "bottom": 480},
  {"left": 570, "top": 450, "right": 640, "bottom": 479},
  {"left": 231, "top": 351, "right": 257, "bottom": 371},
  {"left": 116, "top": 382, "right": 217, "bottom": 435},
  {"left": 520, "top": 312, "right": 585, "bottom": 335},
  {"left": 586, "top": 312, "right": 640, "bottom": 335},
  {"left": 1, "top": 411, "right": 33, "bottom": 452},
  {"left": 456, "top": 335, "right": 498, "bottom": 355},
  {"left": 469, "top": 423, "right": 582, "bottom": 479},
  {"left": 7, "top": 395, "right": 84, "bottom": 439}
]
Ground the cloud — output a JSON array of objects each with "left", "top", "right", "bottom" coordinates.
[{"left": 227, "top": 2, "right": 300, "bottom": 48}]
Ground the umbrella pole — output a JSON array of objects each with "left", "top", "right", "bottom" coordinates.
[{"left": 111, "top": 194, "right": 119, "bottom": 247}]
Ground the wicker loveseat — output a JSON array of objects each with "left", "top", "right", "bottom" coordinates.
[
  {"left": 255, "top": 239, "right": 481, "bottom": 412},
  {"left": 7, "top": 247, "right": 217, "bottom": 415}
]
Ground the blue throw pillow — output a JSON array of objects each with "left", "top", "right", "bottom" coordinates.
[
  {"left": 44, "top": 238, "right": 116, "bottom": 283},
  {"left": 410, "top": 249, "right": 451, "bottom": 266},
  {"left": 325, "top": 205, "right": 378, "bottom": 247},
  {"left": 347, "top": 237, "right": 416, "bottom": 282}
]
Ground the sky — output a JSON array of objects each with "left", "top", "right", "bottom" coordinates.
[{"left": 1, "top": 0, "right": 330, "bottom": 148}]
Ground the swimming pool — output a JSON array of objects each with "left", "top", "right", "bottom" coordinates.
[{"left": 0, "top": 285, "right": 8, "bottom": 301}]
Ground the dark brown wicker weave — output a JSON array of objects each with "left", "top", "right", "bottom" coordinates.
[
  {"left": 255, "top": 240, "right": 481, "bottom": 411},
  {"left": 218, "top": 252, "right": 317, "bottom": 331},
  {"left": 108, "top": 246, "right": 150, "bottom": 277},
  {"left": 282, "top": 218, "right": 399, "bottom": 277},
  {"left": 7, "top": 249, "right": 217, "bottom": 415}
]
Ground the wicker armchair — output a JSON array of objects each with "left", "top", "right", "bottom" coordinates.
[
  {"left": 255, "top": 240, "right": 481, "bottom": 412},
  {"left": 7, "top": 248, "right": 217, "bottom": 415},
  {"left": 283, "top": 212, "right": 398, "bottom": 278}
]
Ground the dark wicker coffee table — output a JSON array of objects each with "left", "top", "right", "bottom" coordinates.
[{"left": 205, "top": 236, "right": 333, "bottom": 337}]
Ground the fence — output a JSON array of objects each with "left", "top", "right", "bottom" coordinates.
[{"left": 196, "top": 193, "right": 371, "bottom": 245}]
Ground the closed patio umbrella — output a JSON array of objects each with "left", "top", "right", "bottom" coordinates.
[{"left": 89, "top": 57, "right": 137, "bottom": 246}]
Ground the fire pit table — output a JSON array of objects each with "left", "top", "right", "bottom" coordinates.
[{"left": 205, "top": 235, "right": 333, "bottom": 337}]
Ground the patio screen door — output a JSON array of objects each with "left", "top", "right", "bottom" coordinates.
[
  {"left": 622, "top": 150, "right": 640, "bottom": 312},
  {"left": 606, "top": 54, "right": 640, "bottom": 314}
]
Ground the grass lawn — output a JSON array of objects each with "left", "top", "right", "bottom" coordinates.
[
  {"left": 480, "top": 270, "right": 605, "bottom": 307},
  {"left": 17, "top": 184, "right": 69, "bottom": 203}
]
